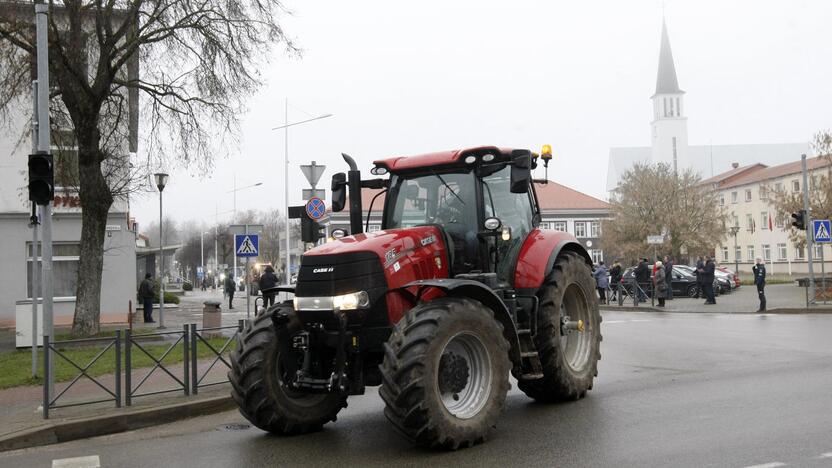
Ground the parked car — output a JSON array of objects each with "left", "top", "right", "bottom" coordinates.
[
  {"left": 620, "top": 266, "right": 706, "bottom": 298},
  {"left": 676, "top": 264, "right": 732, "bottom": 294},
  {"left": 717, "top": 266, "right": 741, "bottom": 289}
]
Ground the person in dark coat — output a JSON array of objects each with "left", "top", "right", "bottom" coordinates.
[
  {"left": 653, "top": 261, "right": 667, "bottom": 307},
  {"left": 701, "top": 257, "right": 717, "bottom": 304},
  {"left": 258, "top": 265, "right": 279, "bottom": 308},
  {"left": 663, "top": 256, "right": 674, "bottom": 300},
  {"left": 593, "top": 261, "right": 609, "bottom": 304},
  {"left": 634, "top": 258, "right": 650, "bottom": 301},
  {"left": 609, "top": 260, "right": 623, "bottom": 301},
  {"left": 224, "top": 271, "right": 236, "bottom": 309},
  {"left": 752, "top": 257, "right": 766, "bottom": 312},
  {"left": 138, "top": 273, "right": 155, "bottom": 323},
  {"left": 695, "top": 256, "right": 705, "bottom": 299}
]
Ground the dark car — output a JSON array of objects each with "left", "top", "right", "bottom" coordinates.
[
  {"left": 676, "top": 265, "right": 731, "bottom": 294},
  {"left": 620, "top": 266, "right": 705, "bottom": 298}
]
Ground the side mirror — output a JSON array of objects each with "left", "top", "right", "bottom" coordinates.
[
  {"left": 331, "top": 172, "right": 346, "bottom": 212},
  {"left": 510, "top": 150, "right": 531, "bottom": 193}
]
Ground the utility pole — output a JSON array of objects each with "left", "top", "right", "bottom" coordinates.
[
  {"left": 35, "top": 1, "right": 54, "bottom": 400},
  {"left": 30, "top": 80, "right": 39, "bottom": 378},
  {"left": 802, "top": 154, "right": 815, "bottom": 303},
  {"left": 284, "top": 99, "right": 290, "bottom": 286}
]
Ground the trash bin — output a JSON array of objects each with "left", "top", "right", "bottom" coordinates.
[{"left": 203, "top": 301, "right": 222, "bottom": 337}]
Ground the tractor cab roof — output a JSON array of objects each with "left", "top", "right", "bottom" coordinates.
[{"left": 373, "top": 146, "right": 517, "bottom": 173}]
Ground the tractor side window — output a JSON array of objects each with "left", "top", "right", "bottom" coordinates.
[{"left": 482, "top": 166, "right": 533, "bottom": 281}]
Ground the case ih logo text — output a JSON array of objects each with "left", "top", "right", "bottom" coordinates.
[{"left": 313, "top": 267, "right": 334, "bottom": 273}]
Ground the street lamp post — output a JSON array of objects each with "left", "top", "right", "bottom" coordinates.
[
  {"left": 730, "top": 225, "right": 741, "bottom": 275},
  {"left": 154, "top": 172, "right": 169, "bottom": 329},
  {"left": 271, "top": 103, "right": 333, "bottom": 285}
]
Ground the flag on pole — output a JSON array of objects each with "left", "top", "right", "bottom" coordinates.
[
  {"left": 768, "top": 213, "right": 773, "bottom": 231},
  {"left": 751, "top": 218, "right": 756, "bottom": 234}
]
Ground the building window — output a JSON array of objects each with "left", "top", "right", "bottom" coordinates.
[
  {"left": 590, "top": 221, "right": 599, "bottom": 237},
  {"left": 676, "top": 97, "right": 680, "bottom": 116},
  {"left": 746, "top": 214, "right": 754, "bottom": 231},
  {"left": 778, "top": 243, "right": 787, "bottom": 261},
  {"left": 574, "top": 222, "right": 587, "bottom": 238},
  {"left": 368, "top": 224, "right": 381, "bottom": 232},
  {"left": 814, "top": 244, "right": 823, "bottom": 259},
  {"left": 759, "top": 187, "right": 768, "bottom": 200},
  {"left": 733, "top": 215, "right": 739, "bottom": 228},
  {"left": 745, "top": 189, "right": 752, "bottom": 202},
  {"left": 775, "top": 182, "right": 783, "bottom": 192},
  {"left": 775, "top": 215, "right": 784, "bottom": 229},
  {"left": 731, "top": 191, "right": 738, "bottom": 203},
  {"left": 719, "top": 195, "right": 725, "bottom": 206},
  {"left": 762, "top": 244, "right": 771, "bottom": 262},
  {"left": 669, "top": 97, "right": 675, "bottom": 116},
  {"left": 795, "top": 245, "right": 805, "bottom": 260},
  {"left": 792, "top": 180, "right": 800, "bottom": 192},
  {"left": 590, "top": 249, "right": 603, "bottom": 264},
  {"left": 722, "top": 246, "right": 729, "bottom": 262},
  {"left": 734, "top": 246, "right": 742, "bottom": 262},
  {"left": 761, "top": 212, "right": 768, "bottom": 230},
  {"left": 663, "top": 98, "right": 668, "bottom": 117},
  {"left": 27, "top": 243, "right": 80, "bottom": 298},
  {"left": 553, "top": 221, "right": 567, "bottom": 232},
  {"left": 747, "top": 245, "right": 755, "bottom": 261}
]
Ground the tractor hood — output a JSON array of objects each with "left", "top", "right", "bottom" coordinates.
[{"left": 302, "top": 226, "right": 449, "bottom": 290}]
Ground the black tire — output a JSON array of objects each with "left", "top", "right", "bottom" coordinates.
[
  {"left": 687, "top": 284, "right": 699, "bottom": 298},
  {"left": 379, "top": 297, "right": 511, "bottom": 450},
  {"left": 228, "top": 306, "right": 347, "bottom": 434},
  {"left": 518, "top": 252, "right": 602, "bottom": 402}
]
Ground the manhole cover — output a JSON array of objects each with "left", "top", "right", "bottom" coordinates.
[{"left": 219, "top": 423, "right": 251, "bottom": 431}]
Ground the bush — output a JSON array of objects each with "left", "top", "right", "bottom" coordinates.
[{"left": 183, "top": 282, "right": 193, "bottom": 291}]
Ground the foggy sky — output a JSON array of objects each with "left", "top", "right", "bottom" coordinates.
[{"left": 129, "top": 0, "right": 832, "bottom": 229}]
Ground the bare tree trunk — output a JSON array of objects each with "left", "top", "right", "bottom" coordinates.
[{"left": 71, "top": 147, "right": 113, "bottom": 336}]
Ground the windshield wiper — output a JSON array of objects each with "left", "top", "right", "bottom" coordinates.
[{"left": 432, "top": 171, "right": 464, "bottom": 205}]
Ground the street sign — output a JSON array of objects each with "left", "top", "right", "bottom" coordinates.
[
  {"left": 646, "top": 235, "right": 664, "bottom": 245},
  {"left": 305, "top": 197, "right": 326, "bottom": 220},
  {"left": 302, "top": 188, "right": 326, "bottom": 200},
  {"left": 300, "top": 161, "right": 326, "bottom": 188},
  {"left": 813, "top": 219, "right": 831, "bottom": 243},
  {"left": 196, "top": 266, "right": 204, "bottom": 279},
  {"left": 234, "top": 234, "right": 259, "bottom": 257}
]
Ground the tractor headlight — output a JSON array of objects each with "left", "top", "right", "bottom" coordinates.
[{"left": 293, "top": 291, "right": 370, "bottom": 311}]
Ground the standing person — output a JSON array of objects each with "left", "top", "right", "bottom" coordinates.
[
  {"left": 138, "top": 273, "right": 155, "bottom": 323},
  {"left": 695, "top": 256, "right": 706, "bottom": 299},
  {"left": 664, "top": 256, "right": 674, "bottom": 300},
  {"left": 753, "top": 257, "right": 767, "bottom": 312},
  {"left": 258, "top": 265, "right": 279, "bottom": 308},
  {"left": 702, "top": 256, "right": 717, "bottom": 304},
  {"left": 635, "top": 258, "right": 650, "bottom": 301},
  {"left": 593, "top": 261, "right": 609, "bottom": 304},
  {"left": 224, "top": 271, "right": 236, "bottom": 309},
  {"left": 654, "top": 261, "right": 667, "bottom": 307},
  {"left": 609, "top": 260, "right": 623, "bottom": 301}
]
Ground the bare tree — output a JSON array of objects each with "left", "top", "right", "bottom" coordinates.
[
  {"left": 602, "top": 162, "right": 728, "bottom": 262},
  {"left": 768, "top": 131, "right": 832, "bottom": 246},
  {"left": 0, "top": 1, "right": 296, "bottom": 335}
]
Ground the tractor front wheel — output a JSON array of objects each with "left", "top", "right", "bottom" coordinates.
[
  {"left": 518, "top": 252, "right": 602, "bottom": 402},
  {"left": 379, "top": 297, "right": 510, "bottom": 450},
  {"left": 228, "top": 306, "right": 347, "bottom": 434}
]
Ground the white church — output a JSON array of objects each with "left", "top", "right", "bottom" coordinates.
[{"left": 605, "top": 21, "right": 809, "bottom": 193}]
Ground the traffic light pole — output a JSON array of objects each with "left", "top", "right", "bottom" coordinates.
[
  {"left": 35, "top": 2, "right": 54, "bottom": 401},
  {"left": 802, "top": 154, "right": 815, "bottom": 304},
  {"left": 30, "top": 80, "right": 39, "bottom": 379}
]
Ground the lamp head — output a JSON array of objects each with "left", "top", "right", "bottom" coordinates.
[{"left": 154, "top": 172, "right": 169, "bottom": 192}]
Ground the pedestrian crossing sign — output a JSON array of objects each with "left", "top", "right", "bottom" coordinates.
[
  {"left": 813, "top": 220, "right": 831, "bottom": 243},
  {"left": 235, "top": 234, "right": 259, "bottom": 257}
]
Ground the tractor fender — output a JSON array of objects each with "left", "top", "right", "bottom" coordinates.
[
  {"left": 514, "top": 229, "right": 593, "bottom": 291},
  {"left": 399, "top": 279, "right": 522, "bottom": 366}
]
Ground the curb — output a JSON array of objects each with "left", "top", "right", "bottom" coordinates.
[
  {"left": 600, "top": 306, "right": 832, "bottom": 314},
  {"left": 0, "top": 395, "right": 235, "bottom": 453}
]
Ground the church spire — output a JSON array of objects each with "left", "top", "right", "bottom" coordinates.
[{"left": 654, "top": 19, "right": 682, "bottom": 95}]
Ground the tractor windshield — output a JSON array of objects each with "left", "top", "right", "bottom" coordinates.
[{"left": 385, "top": 171, "right": 478, "bottom": 229}]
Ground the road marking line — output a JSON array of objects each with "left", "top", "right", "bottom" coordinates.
[
  {"left": 742, "top": 463, "right": 787, "bottom": 468},
  {"left": 52, "top": 455, "right": 101, "bottom": 468},
  {"left": 817, "top": 452, "right": 832, "bottom": 458}
]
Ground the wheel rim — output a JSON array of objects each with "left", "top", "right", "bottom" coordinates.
[
  {"left": 437, "top": 332, "right": 492, "bottom": 419},
  {"left": 559, "top": 283, "right": 592, "bottom": 373},
  {"left": 273, "top": 350, "right": 328, "bottom": 407}
]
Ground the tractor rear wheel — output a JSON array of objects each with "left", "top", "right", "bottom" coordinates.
[
  {"left": 518, "top": 252, "right": 601, "bottom": 402},
  {"left": 379, "top": 297, "right": 510, "bottom": 450},
  {"left": 228, "top": 306, "right": 347, "bottom": 434}
]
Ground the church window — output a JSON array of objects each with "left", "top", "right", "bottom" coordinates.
[
  {"left": 663, "top": 98, "right": 668, "bottom": 117},
  {"left": 675, "top": 97, "right": 680, "bottom": 116},
  {"left": 672, "top": 137, "right": 677, "bottom": 170},
  {"left": 670, "top": 98, "right": 675, "bottom": 116}
]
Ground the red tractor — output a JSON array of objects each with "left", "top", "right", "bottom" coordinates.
[{"left": 228, "top": 146, "right": 601, "bottom": 449}]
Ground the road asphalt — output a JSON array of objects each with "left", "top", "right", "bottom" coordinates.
[{"left": 2, "top": 310, "right": 831, "bottom": 468}]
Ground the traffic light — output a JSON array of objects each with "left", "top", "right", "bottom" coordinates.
[
  {"left": 301, "top": 216, "right": 325, "bottom": 243},
  {"left": 28, "top": 151, "right": 53, "bottom": 205},
  {"left": 791, "top": 210, "right": 806, "bottom": 230}
]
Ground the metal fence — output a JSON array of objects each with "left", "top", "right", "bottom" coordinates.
[
  {"left": 42, "top": 320, "right": 248, "bottom": 418},
  {"left": 43, "top": 332, "right": 121, "bottom": 419}
]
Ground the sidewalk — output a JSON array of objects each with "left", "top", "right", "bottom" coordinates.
[
  {"left": 602, "top": 283, "right": 832, "bottom": 314},
  {"left": 0, "top": 353, "right": 235, "bottom": 451}
]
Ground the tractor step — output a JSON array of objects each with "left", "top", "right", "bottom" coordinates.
[
  {"left": 517, "top": 372, "right": 544, "bottom": 380},
  {"left": 520, "top": 351, "right": 539, "bottom": 358},
  {"left": 517, "top": 328, "right": 531, "bottom": 335}
]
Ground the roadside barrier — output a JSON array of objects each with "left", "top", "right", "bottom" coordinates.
[
  {"left": 42, "top": 320, "right": 248, "bottom": 418},
  {"left": 42, "top": 332, "right": 122, "bottom": 419}
]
